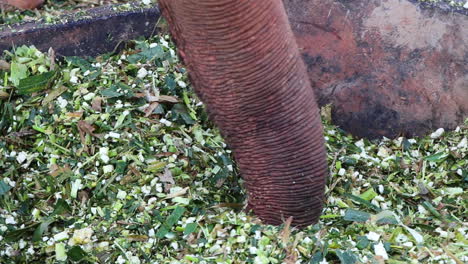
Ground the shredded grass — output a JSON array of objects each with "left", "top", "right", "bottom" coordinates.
[{"left": 0, "top": 35, "right": 466, "bottom": 263}]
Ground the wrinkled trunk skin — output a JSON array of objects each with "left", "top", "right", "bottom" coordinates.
[{"left": 159, "top": 0, "right": 328, "bottom": 227}]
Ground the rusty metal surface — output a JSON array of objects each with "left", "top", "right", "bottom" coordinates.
[
  {"left": 284, "top": 0, "right": 468, "bottom": 139},
  {"left": 0, "top": 3, "right": 160, "bottom": 57}
]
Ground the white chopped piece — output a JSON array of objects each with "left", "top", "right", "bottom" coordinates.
[
  {"left": 137, "top": 68, "right": 148, "bottom": 79},
  {"left": 115, "top": 100, "right": 124, "bottom": 109},
  {"left": 170, "top": 242, "right": 179, "bottom": 250},
  {"left": 338, "top": 168, "right": 346, "bottom": 176},
  {"left": 457, "top": 137, "right": 467, "bottom": 149},
  {"left": 68, "top": 228, "right": 93, "bottom": 246},
  {"left": 108, "top": 132, "right": 121, "bottom": 139},
  {"left": 465, "top": 1, "right": 468, "bottom": 9},
  {"left": 177, "top": 81, "right": 187, "bottom": 88},
  {"left": 129, "top": 256, "right": 141, "bottom": 264},
  {"left": 403, "top": 241, "right": 414, "bottom": 247},
  {"left": 249, "top": 247, "right": 258, "bottom": 254},
  {"left": 141, "top": 185, "right": 151, "bottom": 195},
  {"left": 160, "top": 118, "right": 172, "bottom": 126},
  {"left": 148, "top": 229, "right": 155, "bottom": 237},
  {"left": 142, "top": 0, "right": 151, "bottom": 5},
  {"left": 53, "top": 231, "right": 69, "bottom": 242},
  {"left": 70, "top": 75, "right": 78, "bottom": 84},
  {"left": 57, "top": 97, "right": 68, "bottom": 108},
  {"left": 236, "top": 236, "right": 246, "bottom": 243},
  {"left": 71, "top": 179, "right": 83, "bottom": 199},
  {"left": 4, "top": 178, "right": 15, "bottom": 187},
  {"left": 377, "top": 147, "right": 389, "bottom": 158},
  {"left": 117, "top": 190, "right": 127, "bottom": 200},
  {"left": 16, "top": 151, "right": 28, "bottom": 164},
  {"left": 83, "top": 92, "right": 95, "bottom": 101},
  {"left": 103, "top": 165, "right": 114, "bottom": 174},
  {"left": 378, "top": 185, "right": 384, "bottom": 194},
  {"left": 148, "top": 197, "right": 157, "bottom": 204},
  {"left": 5, "top": 216, "right": 16, "bottom": 225},
  {"left": 116, "top": 255, "right": 126, "bottom": 264},
  {"left": 355, "top": 139, "right": 365, "bottom": 148},
  {"left": 430, "top": 128, "right": 444, "bottom": 139},
  {"left": 32, "top": 208, "right": 41, "bottom": 220},
  {"left": 374, "top": 242, "right": 389, "bottom": 260},
  {"left": 366, "top": 231, "right": 380, "bottom": 241},
  {"left": 435, "top": 227, "right": 448, "bottom": 238},
  {"left": 160, "top": 39, "right": 169, "bottom": 48},
  {"left": 97, "top": 241, "right": 109, "bottom": 250},
  {"left": 395, "top": 234, "right": 408, "bottom": 243},
  {"left": 55, "top": 243, "right": 67, "bottom": 261},
  {"left": 99, "top": 147, "right": 110, "bottom": 163},
  {"left": 149, "top": 43, "right": 158, "bottom": 48},
  {"left": 27, "top": 247, "right": 35, "bottom": 255}
]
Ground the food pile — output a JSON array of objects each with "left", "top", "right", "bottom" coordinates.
[{"left": 0, "top": 37, "right": 466, "bottom": 263}]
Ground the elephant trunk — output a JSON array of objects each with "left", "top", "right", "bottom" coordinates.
[{"left": 159, "top": 0, "right": 328, "bottom": 227}]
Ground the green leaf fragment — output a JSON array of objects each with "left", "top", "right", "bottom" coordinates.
[
  {"left": 68, "top": 246, "right": 87, "bottom": 262},
  {"left": 33, "top": 219, "right": 54, "bottom": 242},
  {"left": 183, "top": 223, "right": 198, "bottom": 236},
  {"left": 424, "top": 152, "right": 447, "bottom": 162},
  {"left": 336, "top": 250, "right": 358, "bottom": 264},
  {"left": 10, "top": 62, "right": 28, "bottom": 86},
  {"left": 55, "top": 243, "right": 67, "bottom": 262},
  {"left": 421, "top": 201, "right": 442, "bottom": 219},
  {"left": 156, "top": 206, "right": 186, "bottom": 238},
  {"left": 343, "top": 209, "right": 371, "bottom": 222},
  {"left": 0, "top": 180, "right": 12, "bottom": 195},
  {"left": 17, "top": 71, "right": 56, "bottom": 95},
  {"left": 359, "top": 188, "right": 378, "bottom": 201}
]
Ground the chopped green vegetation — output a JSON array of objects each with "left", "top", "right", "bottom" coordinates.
[
  {"left": 0, "top": 35, "right": 466, "bottom": 263},
  {"left": 0, "top": 0, "right": 154, "bottom": 26}
]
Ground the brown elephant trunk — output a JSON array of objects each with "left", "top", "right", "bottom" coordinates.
[{"left": 159, "top": 0, "right": 328, "bottom": 227}]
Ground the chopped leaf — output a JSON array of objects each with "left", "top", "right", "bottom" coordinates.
[
  {"left": 0, "top": 179, "right": 12, "bottom": 196},
  {"left": 344, "top": 209, "right": 371, "bottom": 222},
  {"left": 17, "top": 71, "right": 56, "bottom": 95},
  {"left": 336, "top": 250, "right": 358, "bottom": 264}
]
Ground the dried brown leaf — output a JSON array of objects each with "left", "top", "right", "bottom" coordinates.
[
  {"left": 0, "top": 60, "right": 10, "bottom": 70},
  {"left": 67, "top": 112, "right": 84, "bottom": 118},
  {"left": 126, "top": 235, "right": 148, "bottom": 242},
  {"left": 145, "top": 90, "right": 159, "bottom": 102},
  {"left": 280, "top": 216, "right": 293, "bottom": 245},
  {"left": 160, "top": 168, "right": 175, "bottom": 184},
  {"left": 49, "top": 164, "right": 72, "bottom": 177},
  {"left": 77, "top": 120, "right": 97, "bottom": 151},
  {"left": 78, "top": 189, "right": 90, "bottom": 203},
  {"left": 159, "top": 95, "right": 179, "bottom": 103},
  {"left": 48, "top": 48, "right": 55, "bottom": 70},
  {"left": 165, "top": 187, "right": 189, "bottom": 199},
  {"left": 0, "top": 90, "right": 9, "bottom": 99},
  {"left": 42, "top": 85, "right": 67, "bottom": 106},
  {"left": 91, "top": 97, "right": 102, "bottom": 112},
  {"left": 144, "top": 102, "right": 159, "bottom": 117}
]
